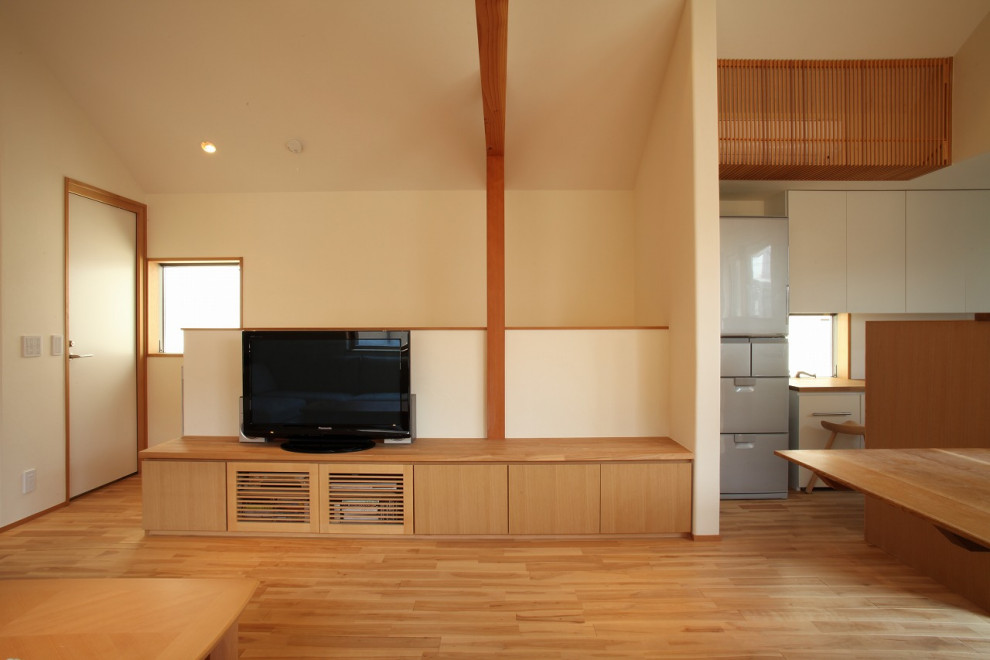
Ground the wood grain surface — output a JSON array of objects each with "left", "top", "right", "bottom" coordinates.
[
  {"left": 775, "top": 448, "right": 990, "bottom": 549},
  {"left": 141, "top": 436, "right": 693, "bottom": 463},
  {"left": 2, "top": 476, "right": 988, "bottom": 657},
  {"left": 0, "top": 577, "right": 256, "bottom": 659}
]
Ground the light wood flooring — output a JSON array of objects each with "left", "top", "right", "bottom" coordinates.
[{"left": 1, "top": 476, "right": 988, "bottom": 658}]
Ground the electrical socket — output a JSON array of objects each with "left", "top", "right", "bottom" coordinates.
[{"left": 22, "top": 468, "right": 36, "bottom": 494}]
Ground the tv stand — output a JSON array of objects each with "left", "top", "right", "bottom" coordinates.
[
  {"left": 140, "top": 436, "right": 694, "bottom": 538},
  {"left": 280, "top": 438, "right": 375, "bottom": 454}
]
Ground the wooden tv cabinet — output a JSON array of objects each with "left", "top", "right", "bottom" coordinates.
[{"left": 140, "top": 436, "right": 693, "bottom": 538}]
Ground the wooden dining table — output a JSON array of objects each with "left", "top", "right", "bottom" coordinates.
[
  {"left": 775, "top": 447, "right": 990, "bottom": 552},
  {"left": 0, "top": 577, "right": 257, "bottom": 659}
]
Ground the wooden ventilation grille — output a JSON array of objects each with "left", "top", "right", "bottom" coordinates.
[
  {"left": 718, "top": 59, "right": 952, "bottom": 180},
  {"left": 326, "top": 472, "right": 406, "bottom": 526},
  {"left": 233, "top": 469, "right": 312, "bottom": 525}
]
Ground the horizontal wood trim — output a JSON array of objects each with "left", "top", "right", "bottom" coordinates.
[
  {"left": 507, "top": 326, "right": 670, "bottom": 331},
  {"left": 189, "top": 327, "right": 489, "bottom": 332},
  {"left": 142, "top": 436, "right": 694, "bottom": 464}
]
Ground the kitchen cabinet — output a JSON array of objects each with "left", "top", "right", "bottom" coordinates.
[
  {"left": 846, "top": 191, "right": 905, "bottom": 313},
  {"left": 789, "top": 189, "right": 990, "bottom": 314},
  {"left": 788, "top": 387, "right": 864, "bottom": 490},
  {"left": 788, "top": 191, "right": 847, "bottom": 313},
  {"left": 906, "top": 191, "right": 969, "bottom": 312},
  {"left": 968, "top": 196, "right": 990, "bottom": 312}
]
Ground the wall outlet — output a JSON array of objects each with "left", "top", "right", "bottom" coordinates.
[
  {"left": 21, "top": 336, "right": 42, "bottom": 358},
  {"left": 22, "top": 468, "right": 36, "bottom": 494}
]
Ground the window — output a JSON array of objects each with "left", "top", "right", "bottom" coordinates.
[
  {"left": 788, "top": 314, "right": 833, "bottom": 378},
  {"left": 149, "top": 260, "right": 241, "bottom": 354}
]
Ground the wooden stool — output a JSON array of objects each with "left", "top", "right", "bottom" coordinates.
[{"left": 805, "top": 420, "right": 866, "bottom": 493}]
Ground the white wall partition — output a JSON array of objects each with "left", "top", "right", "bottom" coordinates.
[
  {"left": 182, "top": 329, "right": 486, "bottom": 439},
  {"left": 505, "top": 329, "right": 669, "bottom": 438}
]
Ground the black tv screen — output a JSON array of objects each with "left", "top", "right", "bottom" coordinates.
[{"left": 241, "top": 330, "right": 411, "bottom": 453}]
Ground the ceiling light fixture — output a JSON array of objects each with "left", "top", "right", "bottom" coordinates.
[{"left": 201, "top": 141, "right": 217, "bottom": 154}]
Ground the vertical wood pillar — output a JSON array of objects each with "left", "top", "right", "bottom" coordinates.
[{"left": 486, "top": 155, "right": 506, "bottom": 439}]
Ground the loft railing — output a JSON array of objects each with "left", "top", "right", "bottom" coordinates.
[{"left": 718, "top": 59, "right": 952, "bottom": 180}]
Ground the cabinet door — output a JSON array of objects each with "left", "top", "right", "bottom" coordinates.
[
  {"left": 906, "top": 191, "right": 968, "bottom": 312},
  {"left": 963, "top": 191, "right": 990, "bottom": 313},
  {"left": 320, "top": 464, "right": 413, "bottom": 535},
  {"left": 791, "top": 393, "right": 864, "bottom": 489},
  {"left": 227, "top": 462, "right": 320, "bottom": 533},
  {"left": 600, "top": 463, "right": 691, "bottom": 534},
  {"left": 142, "top": 460, "right": 227, "bottom": 532},
  {"left": 788, "top": 191, "right": 847, "bottom": 313},
  {"left": 846, "top": 192, "right": 905, "bottom": 313},
  {"left": 508, "top": 464, "right": 600, "bottom": 534},
  {"left": 414, "top": 464, "right": 508, "bottom": 534}
]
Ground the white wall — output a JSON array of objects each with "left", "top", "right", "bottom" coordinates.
[
  {"left": 635, "top": 0, "right": 720, "bottom": 536},
  {"left": 182, "top": 328, "right": 668, "bottom": 441},
  {"left": 0, "top": 22, "right": 144, "bottom": 526},
  {"left": 148, "top": 192, "right": 487, "bottom": 328},
  {"left": 181, "top": 329, "right": 488, "bottom": 439},
  {"left": 506, "top": 191, "right": 637, "bottom": 326},
  {"left": 505, "top": 329, "right": 669, "bottom": 438},
  {"left": 953, "top": 9, "right": 990, "bottom": 162}
]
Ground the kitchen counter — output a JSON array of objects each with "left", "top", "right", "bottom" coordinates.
[{"left": 789, "top": 377, "right": 865, "bottom": 392}]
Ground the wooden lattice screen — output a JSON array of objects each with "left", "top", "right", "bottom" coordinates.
[{"left": 718, "top": 59, "right": 952, "bottom": 180}]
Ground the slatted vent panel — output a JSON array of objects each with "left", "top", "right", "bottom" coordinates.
[
  {"left": 719, "top": 59, "right": 952, "bottom": 180},
  {"left": 233, "top": 470, "right": 311, "bottom": 524},
  {"left": 326, "top": 472, "right": 405, "bottom": 525}
]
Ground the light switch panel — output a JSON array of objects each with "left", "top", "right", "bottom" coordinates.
[
  {"left": 21, "top": 335, "right": 42, "bottom": 357},
  {"left": 51, "top": 335, "right": 64, "bottom": 356}
]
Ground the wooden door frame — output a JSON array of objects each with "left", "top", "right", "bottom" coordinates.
[{"left": 63, "top": 178, "right": 148, "bottom": 501}]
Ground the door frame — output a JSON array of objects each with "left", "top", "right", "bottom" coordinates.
[{"left": 63, "top": 178, "right": 148, "bottom": 501}]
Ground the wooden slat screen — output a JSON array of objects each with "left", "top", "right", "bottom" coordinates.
[
  {"left": 326, "top": 472, "right": 406, "bottom": 526},
  {"left": 718, "top": 59, "right": 952, "bottom": 180}
]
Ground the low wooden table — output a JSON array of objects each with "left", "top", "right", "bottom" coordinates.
[
  {"left": 775, "top": 448, "right": 990, "bottom": 552},
  {"left": 0, "top": 577, "right": 257, "bottom": 659}
]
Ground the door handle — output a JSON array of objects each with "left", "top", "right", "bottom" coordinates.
[{"left": 68, "top": 353, "right": 95, "bottom": 359}]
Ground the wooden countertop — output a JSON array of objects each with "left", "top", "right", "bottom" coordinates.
[
  {"left": 775, "top": 448, "right": 990, "bottom": 550},
  {"left": 141, "top": 436, "right": 693, "bottom": 463},
  {"left": 0, "top": 577, "right": 257, "bottom": 659},
  {"left": 789, "top": 377, "right": 865, "bottom": 392}
]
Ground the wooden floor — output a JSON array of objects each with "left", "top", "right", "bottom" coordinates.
[{"left": 1, "top": 477, "right": 988, "bottom": 659}]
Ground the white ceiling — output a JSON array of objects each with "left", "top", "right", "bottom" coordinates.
[{"left": 2, "top": 0, "right": 989, "bottom": 195}]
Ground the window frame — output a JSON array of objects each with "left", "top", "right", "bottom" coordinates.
[{"left": 147, "top": 258, "right": 243, "bottom": 356}]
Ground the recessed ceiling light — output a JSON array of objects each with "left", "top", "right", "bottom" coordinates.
[
  {"left": 286, "top": 139, "right": 303, "bottom": 154},
  {"left": 201, "top": 141, "right": 217, "bottom": 154}
]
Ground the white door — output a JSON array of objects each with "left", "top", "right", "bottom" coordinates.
[{"left": 67, "top": 193, "right": 138, "bottom": 497}]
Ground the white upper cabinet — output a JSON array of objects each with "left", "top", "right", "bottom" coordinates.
[
  {"left": 906, "top": 191, "right": 970, "bottom": 312},
  {"left": 846, "top": 191, "right": 905, "bottom": 313},
  {"left": 788, "top": 191, "right": 847, "bottom": 313},
  {"left": 963, "top": 191, "right": 990, "bottom": 313},
  {"left": 788, "top": 189, "right": 989, "bottom": 315}
]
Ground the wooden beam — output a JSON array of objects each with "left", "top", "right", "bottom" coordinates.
[
  {"left": 475, "top": 0, "right": 507, "bottom": 156},
  {"left": 486, "top": 155, "right": 505, "bottom": 439},
  {"left": 476, "top": 0, "right": 508, "bottom": 438}
]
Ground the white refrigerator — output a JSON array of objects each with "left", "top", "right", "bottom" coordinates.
[
  {"left": 720, "top": 216, "right": 789, "bottom": 337},
  {"left": 719, "top": 217, "right": 789, "bottom": 499}
]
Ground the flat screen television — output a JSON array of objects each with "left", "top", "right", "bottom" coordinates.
[{"left": 241, "top": 330, "right": 411, "bottom": 453}]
